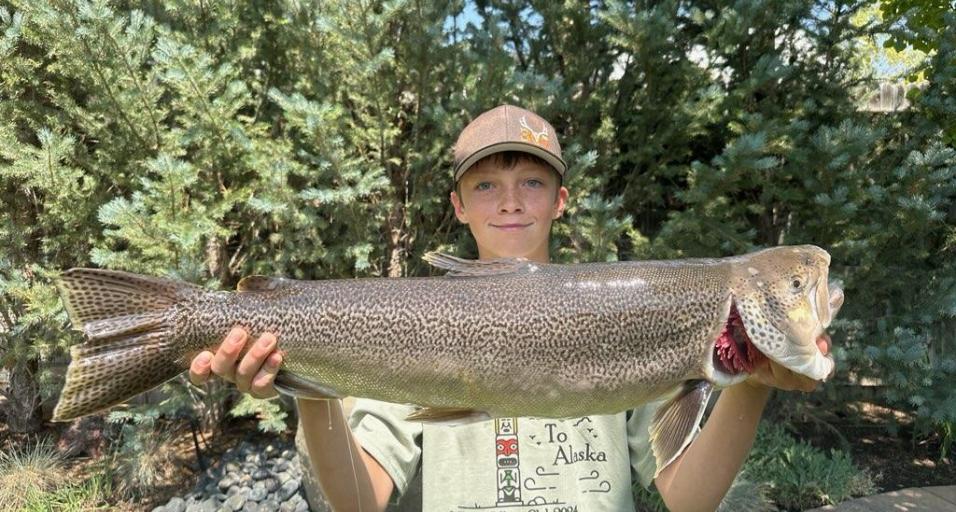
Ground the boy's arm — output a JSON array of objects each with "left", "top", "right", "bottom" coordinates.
[
  {"left": 653, "top": 334, "right": 831, "bottom": 512},
  {"left": 189, "top": 329, "right": 396, "bottom": 512},
  {"left": 297, "top": 398, "right": 395, "bottom": 511}
]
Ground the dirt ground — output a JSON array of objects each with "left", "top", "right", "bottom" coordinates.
[{"left": 787, "top": 400, "right": 955, "bottom": 491}]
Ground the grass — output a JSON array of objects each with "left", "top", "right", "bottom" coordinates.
[
  {"left": 0, "top": 437, "right": 111, "bottom": 511},
  {"left": 112, "top": 425, "right": 178, "bottom": 500},
  {"left": 0, "top": 438, "right": 64, "bottom": 510}
]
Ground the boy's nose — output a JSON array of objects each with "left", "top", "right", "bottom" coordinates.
[{"left": 498, "top": 188, "right": 524, "bottom": 213}]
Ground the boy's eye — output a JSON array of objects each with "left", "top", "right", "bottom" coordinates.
[
  {"left": 525, "top": 178, "right": 544, "bottom": 188},
  {"left": 475, "top": 182, "right": 493, "bottom": 191}
]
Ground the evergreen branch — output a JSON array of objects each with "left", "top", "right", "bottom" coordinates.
[
  {"left": 171, "top": 50, "right": 220, "bottom": 133},
  {"left": 56, "top": 0, "right": 150, "bottom": 152},
  {"left": 96, "top": 19, "right": 162, "bottom": 151}
]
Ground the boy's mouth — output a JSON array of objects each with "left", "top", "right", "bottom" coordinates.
[{"left": 491, "top": 222, "right": 533, "bottom": 230}]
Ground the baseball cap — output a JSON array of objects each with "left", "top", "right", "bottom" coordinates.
[{"left": 452, "top": 105, "right": 567, "bottom": 182}]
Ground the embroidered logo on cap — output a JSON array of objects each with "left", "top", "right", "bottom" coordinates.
[{"left": 519, "top": 116, "right": 550, "bottom": 147}]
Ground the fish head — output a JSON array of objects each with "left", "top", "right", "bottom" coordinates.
[{"left": 730, "top": 245, "right": 844, "bottom": 381}]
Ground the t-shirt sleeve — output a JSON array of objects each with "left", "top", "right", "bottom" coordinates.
[
  {"left": 626, "top": 399, "right": 702, "bottom": 490},
  {"left": 348, "top": 398, "right": 423, "bottom": 496},
  {"left": 627, "top": 400, "right": 664, "bottom": 490}
]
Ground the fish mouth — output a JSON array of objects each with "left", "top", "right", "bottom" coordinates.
[{"left": 712, "top": 300, "right": 767, "bottom": 377}]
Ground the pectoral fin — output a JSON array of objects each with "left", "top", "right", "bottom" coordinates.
[
  {"left": 405, "top": 406, "right": 491, "bottom": 425},
  {"left": 273, "top": 371, "right": 342, "bottom": 400},
  {"left": 649, "top": 380, "right": 713, "bottom": 478},
  {"left": 237, "top": 276, "right": 298, "bottom": 293},
  {"left": 422, "top": 252, "right": 541, "bottom": 277}
]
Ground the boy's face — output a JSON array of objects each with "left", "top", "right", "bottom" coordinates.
[{"left": 450, "top": 156, "right": 568, "bottom": 263}]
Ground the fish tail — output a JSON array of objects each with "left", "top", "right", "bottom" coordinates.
[{"left": 52, "top": 268, "right": 205, "bottom": 422}]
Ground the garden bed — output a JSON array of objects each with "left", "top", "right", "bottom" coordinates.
[{"left": 1, "top": 400, "right": 951, "bottom": 510}]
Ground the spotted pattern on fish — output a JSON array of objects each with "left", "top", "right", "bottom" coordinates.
[{"left": 52, "top": 245, "right": 839, "bottom": 422}]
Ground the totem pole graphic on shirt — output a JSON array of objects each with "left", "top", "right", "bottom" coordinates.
[{"left": 495, "top": 417, "right": 521, "bottom": 505}]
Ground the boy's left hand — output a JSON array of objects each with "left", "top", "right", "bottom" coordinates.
[{"left": 745, "top": 333, "right": 832, "bottom": 392}]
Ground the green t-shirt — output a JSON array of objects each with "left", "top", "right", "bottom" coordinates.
[{"left": 349, "top": 398, "right": 684, "bottom": 511}]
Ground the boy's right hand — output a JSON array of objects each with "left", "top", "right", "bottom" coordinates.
[{"left": 189, "top": 327, "right": 283, "bottom": 399}]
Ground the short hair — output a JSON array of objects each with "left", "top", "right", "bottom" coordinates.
[
  {"left": 456, "top": 151, "right": 563, "bottom": 197},
  {"left": 472, "top": 151, "right": 553, "bottom": 173}
]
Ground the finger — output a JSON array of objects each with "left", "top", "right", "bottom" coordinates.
[
  {"left": 189, "top": 351, "right": 214, "bottom": 386},
  {"left": 767, "top": 360, "right": 816, "bottom": 392},
  {"left": 780, "top": 364, "right": 817, "bottom": 392},
  {"left": 235, "top": 333, "right": 277, "bottom": 394},
  {"left": 210, "top": 327, "right": 248, "bottom": 383},
  {"left": 251, "top": 352, "right": 283, "bottom": 399}
]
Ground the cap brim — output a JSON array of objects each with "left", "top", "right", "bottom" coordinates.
[{"left": 454, "top": 142, "right": 567, "bottom": 181}]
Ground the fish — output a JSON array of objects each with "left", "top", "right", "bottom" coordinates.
[{"left": 52, "top": 244, "right": 843, "bottom": 475}]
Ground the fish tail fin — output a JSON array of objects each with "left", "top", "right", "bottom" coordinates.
[
  {"left": 649, "top": 380, "right": 713, "bottom": 478},
  {"left": 52, "top": 268, "right": 205, "bottom": 422}
]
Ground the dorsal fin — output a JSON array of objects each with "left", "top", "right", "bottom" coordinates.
[
  {"left": 237, "top": 275, "right": 297, "bottom": 292},
  {"left": 423, "top": 252, "right": 542, "bottom": 277}
]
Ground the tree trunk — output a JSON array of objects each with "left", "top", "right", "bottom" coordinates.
[{"left": 5, "top": 357, "right": 44, "bottom": 432}]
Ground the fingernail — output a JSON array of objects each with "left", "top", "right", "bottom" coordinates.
[
  {"left": 197, "top": 353, "right": 211, "bottom": 365},
  {"left": 230, "top": 329, "right": 245, "bottom": 345},
  {"left": 259, "top": 335, "right": 275, "bottom": 350}
]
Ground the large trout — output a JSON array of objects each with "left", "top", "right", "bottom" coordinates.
[{"left": 53, "top": 245, "right": 843, "bottom": 474}]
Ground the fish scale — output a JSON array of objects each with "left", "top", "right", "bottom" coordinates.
[{"left": 52, "top": 244, "right": 842, "bottom": 477}]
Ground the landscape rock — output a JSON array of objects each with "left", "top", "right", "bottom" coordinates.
[{"left": 156, "top": 440, "right": 308, "bottom": 512}]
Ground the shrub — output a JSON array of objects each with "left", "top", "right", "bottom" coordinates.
[
  {"left": 747, "top": 423, "right": 878, "bottom": 510},
  {"left": 632, "top": 422, "right": 875, "bottom": 511},
  {"left": 110, "top": 424, "right": 178, "bottom": 500}
]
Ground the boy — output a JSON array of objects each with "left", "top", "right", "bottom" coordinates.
[{"left": 190, "top": 105, "right": 831, "bottom": 511}]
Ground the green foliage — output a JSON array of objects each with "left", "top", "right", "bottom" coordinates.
[
  {"left": 879, "top": 0, "right": 952, "bottom": 54},
  {"left": 0, "top": 0, "right": 953, "bottom": 502},
  {"left": 229, "top": 394, "right": 289, "bottom": 434},
  {"left": 748, "top": 423, "right": 878, "bottom": 510},
  {"left": 850, "top": 3, "right": 928, "bottom": 81},
  {"left": 877, "top": 1, "right": 956, "bottom": 141},
  {"left": 633, "top": 422, "right": 878, "bottom": 510},
  {"left": 108, "top": 422, "right": 177, "bottom": 499}
]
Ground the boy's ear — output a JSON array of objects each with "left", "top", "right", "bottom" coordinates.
[
  {"left": 553, "top": 186, "right": 569, "bottom": 219},
  {"left": 450, "top": 191, "right": 469, "bottom": 224}
]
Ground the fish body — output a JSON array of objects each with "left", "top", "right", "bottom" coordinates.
[{"left": 53, "top": 245, "right": 843, "bottom": 474}]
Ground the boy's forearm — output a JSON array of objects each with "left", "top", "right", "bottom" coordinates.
[
  {"left": 296, "top": 398, "right": 393, "bottom": 512},
  {"left": 656, "top": 383, "right": 771, "bottom": 512}
]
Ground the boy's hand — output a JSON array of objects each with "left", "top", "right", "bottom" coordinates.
[
  {"left": 745, "top": 333, "right": 832, "bottom": 392},
  {"left": 189, "top": 327, "right": 283, "bottom": 399}
]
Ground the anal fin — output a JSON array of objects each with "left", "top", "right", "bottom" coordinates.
[
  {"left": 405, "top": 406, "right": 491, "bottom": 425},
  {"left": 650, "top": 380, "right": 713, "bottom": 478},
  {"left": 273, "top": 371, "right": 342, "bottom": 400}
]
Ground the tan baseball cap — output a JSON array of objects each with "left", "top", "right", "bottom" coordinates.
[{"left": 453, "top": 105, "right": 566, "bottom": 181}]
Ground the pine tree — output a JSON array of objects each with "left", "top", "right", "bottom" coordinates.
[{"left": 1, "top": 1, "right": 952, "bottom": 497}]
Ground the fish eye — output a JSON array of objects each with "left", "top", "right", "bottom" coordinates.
[{"left": 790, "top": 277, "right": 803, "bottom": 290}]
